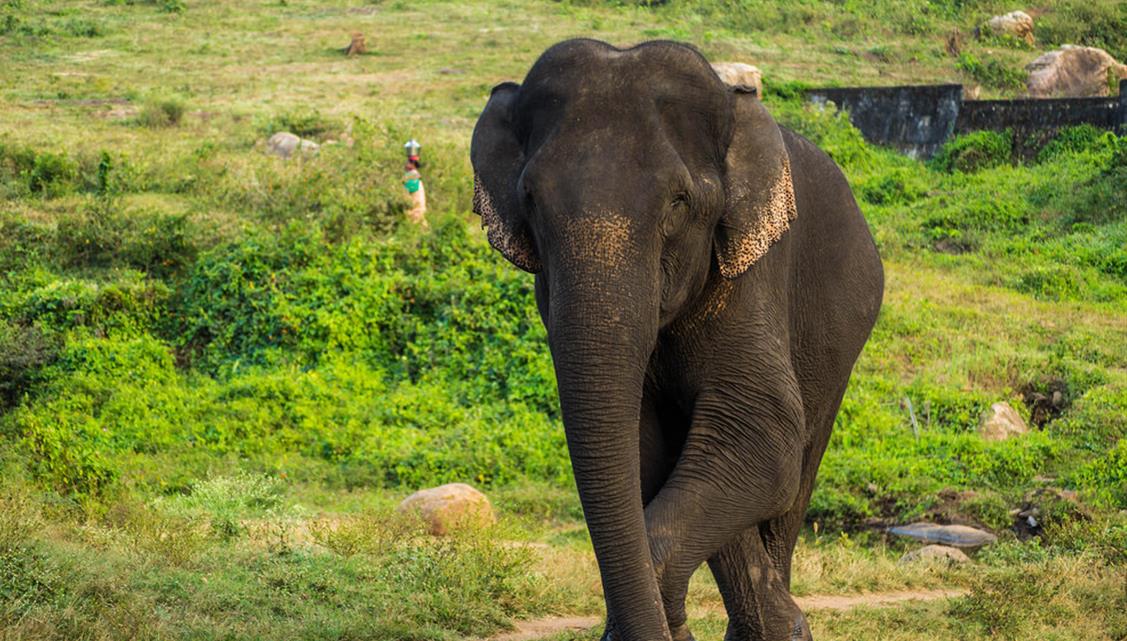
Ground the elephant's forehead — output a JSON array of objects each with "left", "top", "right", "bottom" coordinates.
[{"left": 520, "top": 42, "right": 722, "bottom": 111}]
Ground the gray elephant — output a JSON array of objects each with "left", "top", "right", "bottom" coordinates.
[{"left": 470, "top": 39, "right": 883, "bottom": 641}]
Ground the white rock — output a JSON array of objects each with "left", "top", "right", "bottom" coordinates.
[
  {"left": 267, "top": 131, "right": 320, "bottom": 158},
  {"left": 984, "top": 11, "right": 1035, "bottom": 46},
  {"left": 980, "top": 402, "right": 1029, "bottom": 441},
  {"left": 1027, "top": 45, "right": 1127, "bottom": 98},
  {"left": 712, "top": 62, "right": 763, "bottom": 97},
  {"left": 890, "top": 523, "right": 997, "bottom": 550},
  {"left": 398, "top": 483, "right": 495, "bottom": 536},
  {"left": 899, "top": 544, "right": 971, "bottom": 565}
]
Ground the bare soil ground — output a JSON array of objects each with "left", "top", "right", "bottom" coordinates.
[{"left": 487, "top": 588, "right": 968, "bottom": 640}]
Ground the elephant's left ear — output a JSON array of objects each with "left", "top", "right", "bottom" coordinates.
[{"left": 715, "top": 88, "right": 797, "bottom": 279}]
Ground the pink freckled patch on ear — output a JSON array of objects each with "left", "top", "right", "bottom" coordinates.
[
  {"left": 473, "top": 174, "right": 541, "bottom": 272},
  {"left": 717, "top": 157, "right": 797, "bottom": 279}
]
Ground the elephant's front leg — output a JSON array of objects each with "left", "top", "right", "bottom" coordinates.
[
  {"left": 708, "top": 527, "right": 812, "bottom": 641},
  {"left": 643, "top": 381, "right": 808, "bottom": 641}
]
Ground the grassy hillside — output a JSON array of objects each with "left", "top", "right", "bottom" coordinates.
[{"left": 1, "top": 1, "right": 1125, "bottom": 640}]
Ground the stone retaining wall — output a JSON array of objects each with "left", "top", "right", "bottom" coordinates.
[{"left": 804, "top": 80, "right": 1127, "bottom": 159}]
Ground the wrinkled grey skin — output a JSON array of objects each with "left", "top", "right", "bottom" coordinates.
[{"left": 471, "top": 39, "right": 883, "bottom": 641}]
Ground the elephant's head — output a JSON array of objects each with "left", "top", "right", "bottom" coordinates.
[{"left": 469, "top": 39, "right": 797, "bottom": 641}]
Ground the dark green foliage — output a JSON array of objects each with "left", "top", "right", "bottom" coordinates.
[
  {"left": 930, "top": 130, "right": 1012, "bottom": 173},
  {"left": 0, "top": 324, "right": 56, "bottom": 411},
  {"left": 859, "top": 169, "right": 927, "bottom": 205},
  {"left": 956, "top": 53, "right": 1026, "bottom": 92},
  {"left": 0, "top": 144, "right": 78, "bottom": 197},
  {"left": 1035, "top": 0, "right": 1127, "bottom": 61},
  {"left": 1036, "top": 125, "right": 1109, "bottom": 163},
  {"left": 54, "top": 198, "right": 198, "bottom": 276},
  {"left": 0, "top": 2, "right": 105, "bottom": 38},
  {"left": 257, "top": 108, "right": 340, "bottom": 141}
]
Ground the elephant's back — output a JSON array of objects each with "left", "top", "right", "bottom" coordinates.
[{"left": 778, "top": 128, "right": 884, "bottom": 404}]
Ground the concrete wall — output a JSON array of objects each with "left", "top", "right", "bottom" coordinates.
[
  {"left": 805, "top": 84, "right": 963, "bottom": 159},
  {"left": 804, "top": 80, "right": 1127, "bottom": 159}
]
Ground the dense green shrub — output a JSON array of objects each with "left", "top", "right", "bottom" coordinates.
[
  {"left": 1037, "top": 125, "right": 1112, "bottom": 163},
  {"left": 859, "top": 169, "right": 927, "bottom": 205},
  {"left": 3, "top": 271, "right": 171, "bottom": 338},
  {"left": 930, "top": 130, "right": 1012, "bottom": 173},
  {"left": 175, "top": 218, "right": 556, "bottom": 411},
  {"left": 0, "top": 144, "right": 78, "bottom": 197}
]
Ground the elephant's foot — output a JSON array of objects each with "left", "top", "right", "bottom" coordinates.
[
  {"left": 789, "top": 610, "right": 813, "bottom": 641},
  {"left": 599, "top": 615, "right": 694, "bottom": 641}
]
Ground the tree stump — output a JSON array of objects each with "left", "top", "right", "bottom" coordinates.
[{"left": 345, "top": 32, "right": 366, "bottom": 57}]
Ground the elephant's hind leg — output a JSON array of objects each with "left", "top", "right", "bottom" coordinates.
[{"left": 708, "top": 527, "right": 812, "bottom": 641}]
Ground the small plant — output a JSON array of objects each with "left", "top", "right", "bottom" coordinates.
[
  {"left": 137, "top": 96, "right": 185, "bottom": 128},
  {"left": 154, "top": 472, "right": 286, "bottom": 540}
]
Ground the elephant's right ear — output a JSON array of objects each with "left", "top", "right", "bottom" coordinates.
[
  {"left": 715, "top": 88, "right": 797, "bottom": 279},
  {"left": 471, "top": 82, "right": 542, "bottom": 273}
]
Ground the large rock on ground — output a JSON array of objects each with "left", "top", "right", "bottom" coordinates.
[
  {"left": 980, "top": 402, "right": 1028, "bottom": 441},
  {"left": 398, "top": 483, "right": 495, "bottom": 536},
  {"left": 899, "top": 544, "right": 971, "bottom": 565},
  {"left": 1026, "top": 45, "right": 1127, "bottom": 98},
  {"left": 712, "top": 62, "right": 762, "bottom": 96},
  {"left": 889, "top": 523, "right": 997, "bottom": 550},
  {"left": 983, "top": 11, "right": 1035, "bottom": 46},
  {"left": 266, "top": 131, "right": 320, "bottom": 158}
]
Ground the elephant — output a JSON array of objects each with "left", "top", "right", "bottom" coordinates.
[{"left": 470, "top": 39, "right": 883, "bottom": 641}]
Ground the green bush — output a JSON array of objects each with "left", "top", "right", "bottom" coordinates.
[
  {"left": 4, "top": 271, "right": 171, "bottom": 338},
  {"left": 1037, "top": 125, "right": 1112, "bottom": 163},
  {"left": 930, "top": 130, "right": 1012, "bottom": 173},
  {"left": 55, "top": 198, "right": 199, "bottom": 275},
  {"left": 137, "top": 97, "right": 186, "bottom": 128}
]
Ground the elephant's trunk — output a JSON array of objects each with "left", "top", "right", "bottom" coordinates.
[{"left": 546, "top": 260, "right": 670, "bottom": 641}]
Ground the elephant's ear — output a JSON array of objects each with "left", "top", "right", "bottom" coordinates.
[
  {"left": 470, "top": 82, "right": 541, "bottom": 273},
  {"left": 715, "top": 88, "right": 797, "bottom": 279}
]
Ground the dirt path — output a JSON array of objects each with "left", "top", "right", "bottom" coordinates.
[
  {"left": 486, "top": 588, "right": 966, "bottom": 640},
  {"left": 487, "top": 616, "right": 602, "bottom": 641},
  {"left": 795, "top": 588, "right": 967, "bottom": 611}
]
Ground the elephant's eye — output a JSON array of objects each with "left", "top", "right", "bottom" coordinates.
[{"left": 670, "top": 193, "right": 690, "bottom": 211}]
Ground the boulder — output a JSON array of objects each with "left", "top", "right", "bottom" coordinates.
[
  {"left": 899, "top": 544, "right": 971, "bottom": 565},
  {"left": 398, "top": 483, "right": 495, "bottom": 536},
  {"left": 980, "top": 402, "right": 1028, "bottom": 441},
  {"left": 712, "top": 62, "right": 762, "bottom": 97},
  {"left": 983, "top": 11, "right": 1035, "bottom": 46},
  {"left": 1026, "top": 45, "right": 1127, "bottom": 98},
  {"left": 889, "top": 523, "right": 997, "bottom": 550},
  {"left": 266, "top": 132, "right": 320, "bottom": 159}
]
